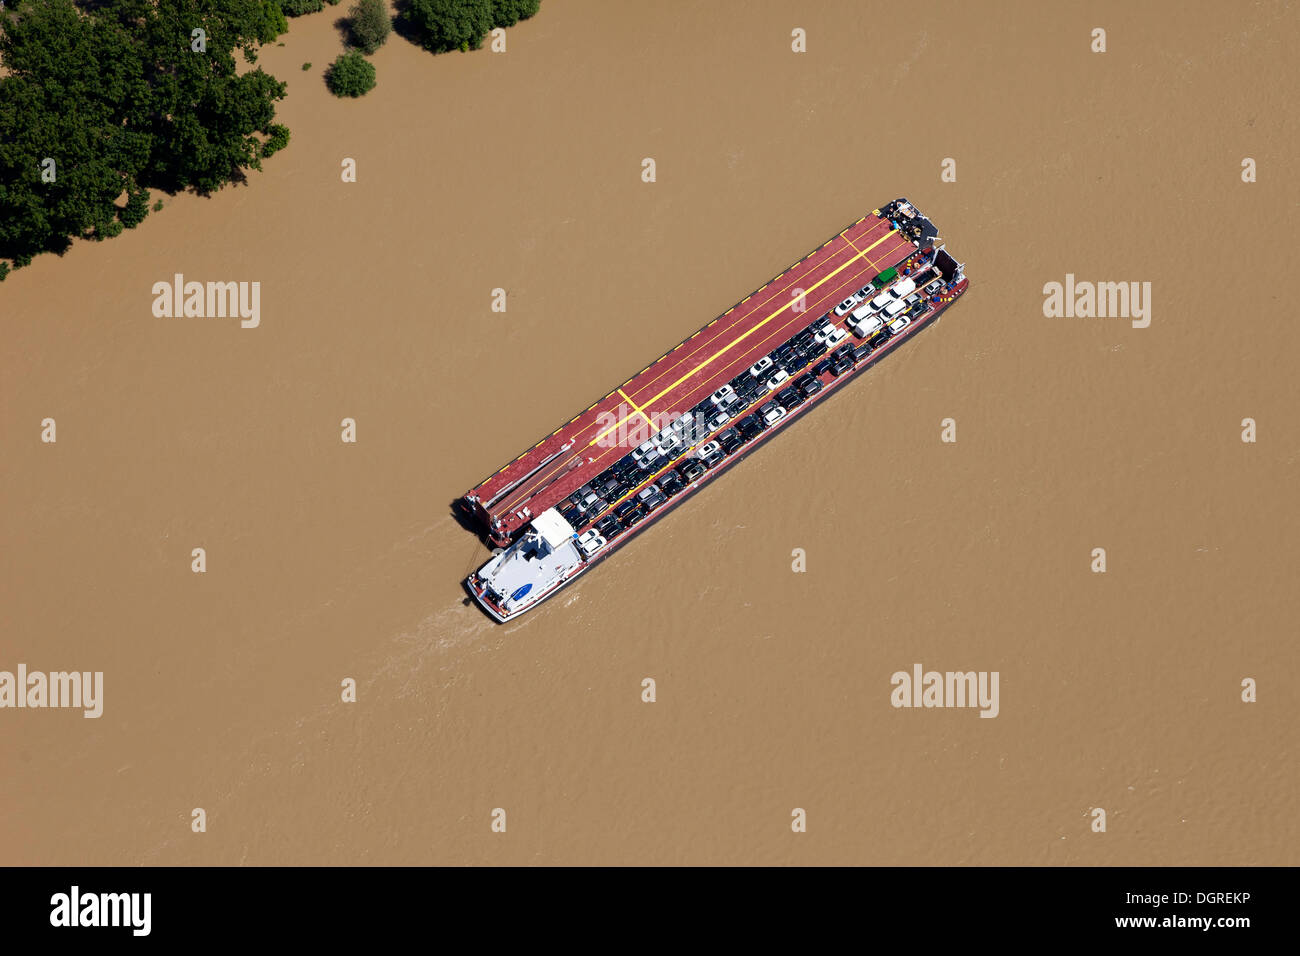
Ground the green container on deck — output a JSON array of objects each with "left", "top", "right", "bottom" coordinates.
[{"left": 872, "top": 266, "right": 898, "bottom": 289}]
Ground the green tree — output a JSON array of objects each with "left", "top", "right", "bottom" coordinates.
[
  {"left": 120, "top": 186, "right": 151, "bottom": 228},
  {"left": 326, "top": 50, "right": 376, "bottom": 97},
  {"left": 0, "top": 0, "right": 289, "bottom": 271},
  {"left": 278, "top": 0, "right": 323, "bottom": 15},
  {"left": 402, "top": 0, "right": 492, "bottom": 52},
  {"left": 348, "top": 0, "right": 390, "bottom": 54},
  {"left": 491, "top": 0, "right": 538, "bottom": 28},
  {"left": 261, "top": 123, "right": 290, "bottom": 157}
]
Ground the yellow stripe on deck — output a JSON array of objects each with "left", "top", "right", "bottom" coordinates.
[
  {"left": 628, "top": 229, "right": 898, "bottom": 416},
  {"left": 587, "top": 226, "right": 898, "bottom": 450}
]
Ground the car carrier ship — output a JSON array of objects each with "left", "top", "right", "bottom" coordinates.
[{"left": 458, "top": 199, "right": 968, "bottom": 622}]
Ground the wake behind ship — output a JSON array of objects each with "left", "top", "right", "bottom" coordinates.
[{"left": 459, "top": 199, "right": 969, "bottom": 622}]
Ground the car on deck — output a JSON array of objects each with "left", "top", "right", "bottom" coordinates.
[
  {"left": 577, "top": 530, "right": 607, "bottom": 558},
  {"left": 828, "top": 347, "right": 855, "bottom": 376},
  {"left": 735, "top": 415, "right": 763, "bottom": 443},
  {"left": 776, "top": 387, "right": 803, "bottom": 410},
  {"left": 794, "top": 374, "right": 823, "bottom": 399},
  {"left": 716, "top": 427, "right": 744, "bottom": 455},
  {"left": 656, "top": 470, "right": 685, "bottom": 497},
  {"left": 833, "top": 293, "right": 864, "bottom": 316},
  {"left": 677, "top": 459, "right": 707, "bottom": 484},
  {"left": 637, "top": 485, "right": 668, "bottom": 512},
  {"left": 697, "top": 440, "right": 725, "bottom": 468},
  {"left": 758, "top": 402, "right": 787, "bottom": 428}
]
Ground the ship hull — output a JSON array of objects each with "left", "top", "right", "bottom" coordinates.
[{"left": 462, "top": 265, "right": 969, "bottom": 623}]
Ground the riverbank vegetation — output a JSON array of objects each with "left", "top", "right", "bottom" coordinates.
[{"left": 0, "top": 0, "right": 542, "bottom": 277}]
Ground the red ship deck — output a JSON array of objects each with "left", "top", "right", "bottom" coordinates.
[{"left": 464, "top": 213, "right": 916, "bottom": 539}]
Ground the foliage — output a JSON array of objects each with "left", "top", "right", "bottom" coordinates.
[
  {"left": 348, "top": 0, "right": 390, "bottom": 53},
  {"left": 402, "top": 0, "right": 540, "bottom": 54},
  {"left": 401, "top": 0, "right": 492, "bottom": 53},
  {"left": 261, "top": 123, "right": 290, "bottom": 156},
  {"left": 0, "top": 0, "right": 288, "bottom": 271},
  {"left": 119, "top": 186, "right": 151, "bottom": 228},
  {"left": 278, "top": 0, "right": 322, "bottom": 16},
  {"left": 326, "top": 50, "right": 376, "bottom": 96},
  {"left": 491, "top": 0, "right": 538, "bottom": 28}
]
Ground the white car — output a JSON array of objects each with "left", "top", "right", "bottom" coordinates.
[
  {"left": 849, "top": 312, "right": 884, "bottom": 337},
  {"left": 696, "top": 440, "right": 725, "bottom": 467},
  {"left": 632, "top": 440, "right": 662, "bottom": 468},
  {"left": 881, "top": 299, "right": 906, "bottom": 321},
  {"left": 887, "top": 314, "right": 911, "bottom": 334},
  {"left": 812, "top": 317, "right": 835, "bottom": 343},
  {"left": 760, "top": 403, "right": 787, "bottom": 427},
  {"left": 705, "top": 408, "right": 729, "bottom": 432},
  {"left": 749, "top": 356, "right": 774, "bottom": 378},
  {"left": 577, "top": 530, "right": 606, "bottom": 558},
  {"left": 709, "top": 385, "right": 736, "bottom": 407},
  {"left": 891, "top": 277, "right": 917, "bottom": 299},
  {"left": 653, "top": 430, "right": 683, "bottom": 456},
  {"left": 869, "top": 291, "right": 894, "bottom": 312},
  {"left": 825, "top": 327, "right": 849, "bottom": 348},
  {"left": 833, "top": 294, "right": 864, "bottom": 316},
  {"left": 765, "top": 368, "right": 790, "bottom": 391}
]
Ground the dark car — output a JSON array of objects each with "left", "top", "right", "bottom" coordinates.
[
  {"left": 828, "top": 346, "right": 855, "bottom": 376},
  {"left": 595, "top": 515, "right": 621, "bottom": 539},
  {"left": 614, "top": 501, "right": 647, "bottom": 529},
  {"left": 637, "top": 485, "right": 668, "bottom": 512},
  {"left": 560, "top": 504, "right": 583, "bottom": 528},
  {"left": 574, "top": 487, "right": 607, "bottom": 518},
  {"left": 772, "top": 344, "right": 796, "bottom": 367},
  {"left": 716, "top": 427, "right": 743, "bottom": 455},
  {"left": 677, "top": 459, "right": 707, "bottom": 484},
  {"left": 729, "top": 390, "right": 755, "bottom": 414},
  {"left": 776, "top": 387, "right": 803, "bottom": 410},
  {"left": 735, "top": 415, "right": 764, "bottom": 443},
  {"left": 737, "top": 377, "right": 764, "bottom": 402},
  {"left": 800, "top": 339, "right": 828, "bottom": 361},
  {"left": 656, "top": 471, "right": 685, "bottom": 497},
  {"left": 853, "top": 343, "right": 875, "bottom": 364},
  {"left": 811, "top": 358, "right": 832, "bottom": 378},
  {"left": 756, "top": 401, "right": 785, "bottom": 428},
  {"left": 795, "top": 374, "right": 824, "bottom": 399},
  {"left": 596, "top": 474, "right": 623, "bottom": 500},
  {"left": 696, "top": 440, "right": 725, "bottom": 468},
  {"left": 866, "top": 328, "right": 891, "bottom": 351}
]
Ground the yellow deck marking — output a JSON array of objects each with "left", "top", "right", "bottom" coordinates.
[
  {"left": 586, "top": 226, "right": 899, "bottom": 449},
  {"left": 632, "top": 229, "right": 898, "bottom": 408},
  {"left": 617, "top": 388, "right": 656, "bottom": 431}
]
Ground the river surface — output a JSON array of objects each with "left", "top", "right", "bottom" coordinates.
[{"left": 1, "top": 0, "right": 1295, "bottom": 864}]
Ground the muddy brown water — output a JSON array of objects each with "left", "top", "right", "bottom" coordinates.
[{"left": 2, "top": 0, "right": 1296, "bottom": 865}]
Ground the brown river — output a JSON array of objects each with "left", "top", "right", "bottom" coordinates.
[{"left": 2, "top": 0, "right": 1295, "bottom": 864}]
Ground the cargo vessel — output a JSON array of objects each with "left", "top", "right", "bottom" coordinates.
[{"left": 459, "top": 199, "right": 969, "bottom": 622}]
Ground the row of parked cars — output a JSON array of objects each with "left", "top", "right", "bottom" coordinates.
[
  {"left": 563, "top": 284, "right": 933, "bottom": 557},
  {"left": 841, "top": 269, "right": 944, "bottom": 347}
]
